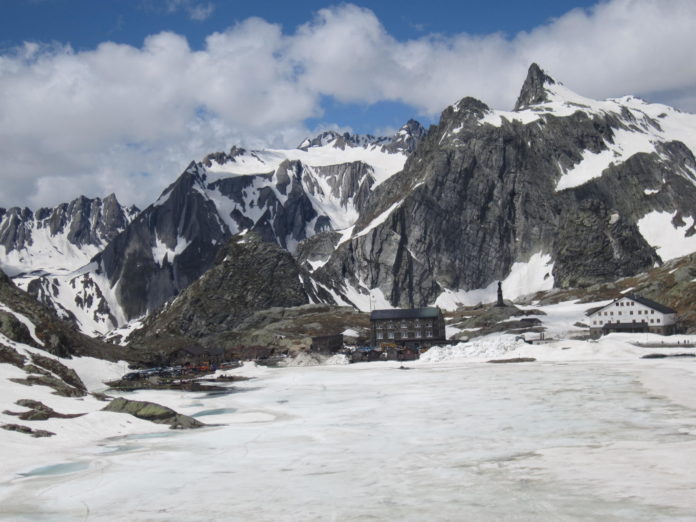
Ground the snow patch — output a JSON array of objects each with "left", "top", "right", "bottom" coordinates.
[
  {"left": 638, "top": 211, "right": 696, "bottom": 261},
  {"left": 152, "top": 235, "right": 191, "bottom": 266},
  {"left": 556, "top": 129, "right": 656, "bottom": 191},
  {"left": 419, "top": 337, "right": 524, "bottom": 363},
  {"left": 435, "top": 253, "right": 554, "bottom": 310}
]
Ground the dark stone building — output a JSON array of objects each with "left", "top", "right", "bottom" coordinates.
[
  {"left": 310, "top": 334, "right": 344, "bottom": 355},
  {"left": 370, "top": 307, "right": 446, "bottom": 347}
]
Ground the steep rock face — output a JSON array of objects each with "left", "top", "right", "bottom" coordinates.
[
  {"left": 129, "top": 234, "right": 311, "bottom": 346},
  {"left": 95, "top": 164, "right": 230, "bottom": 322},
  {"left": 381, "top": 119, "right": 427, "bottom": 154},
  {"left": 1, "top": 122, "right": 421, "bottom": 330},
  {"left": 81, "top": 122, "right": 417, "bottom": 324},
  {"left": 93, "top": 158, "right": 380, "bottom": 321},
  {"left": 313, "top": 64, "right": 696, "bottom": 308},
  {"left": 0, "top": 194, "right": 138, "bottom": 276},
  {"left": 513, "top": 63, "right": 555, "bottom": 110},
  {"left": 0, "top": 267, "right": 124, "bottom": 360}
]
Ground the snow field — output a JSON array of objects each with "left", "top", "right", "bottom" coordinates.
[{"left": 2, "top": 349, "right": 696, "bottom": 520}]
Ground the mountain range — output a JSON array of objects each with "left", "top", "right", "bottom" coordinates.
[{"left": 2, "top": 63, "right": 696, "bottom": 346}]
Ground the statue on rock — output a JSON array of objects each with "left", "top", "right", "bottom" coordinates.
[{"left": 496, "top": 281, "right": 505, "bottom": 307}]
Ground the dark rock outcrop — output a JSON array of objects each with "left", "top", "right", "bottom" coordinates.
[
  {"left": 0, "top": 311, "right": 35, "bottom": 346},
  {"left": 0, "top": 268, "right": 128, "bottom": 361},
  {"left": 29, "top": 353, "right": 86, "bottom": 392},
  {"left": 102, "top": 397, "right": 204, "bottom": 429},
  {"left": 4, "top": 399, "right": 84, "bottom": 421},
  {"left": 513, "top": 62, "right": 555, "bottom": 110},
  {"left": 130, "top": 234, "right": 312, "bottom": 347},
  {"left": 10, "top": 374, "right": 86, "bottom": 397},
  {"left": 1, "top": 424, "right": 55, "bottom": 437},
  {"left": 0, "top": 344, "right": 27, "bottom": 368}
]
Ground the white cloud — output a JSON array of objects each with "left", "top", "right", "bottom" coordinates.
[
  {"left": 160, "top": 0, "right": 216, "bottom": 21},
  {"left": 188, "top": 3, "right": 215, "bottom": 21},
  {"left": 1, "top": 0, "right": 696, "bottom": 209}
]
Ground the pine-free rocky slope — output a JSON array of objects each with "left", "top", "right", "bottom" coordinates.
[{"left": 2, "top": 64, "right": 696, "bottom": 338}]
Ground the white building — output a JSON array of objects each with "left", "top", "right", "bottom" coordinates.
[{"left": 587, "top": 294, "right": 677, "bottom": 338}]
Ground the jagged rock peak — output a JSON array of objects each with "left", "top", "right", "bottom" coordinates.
[
  {"left": 444, "top": 96, "right": 490, "bottom": 124},
  {"left": 297, "top": 130, "right": 388, "bottom": 151},
  {"left": 201, "top": 146, "right": 247, "bottom": 168},
  {"left": 381, "top": 119, "right": 427, "bottom": 154},
  {"left": 514, "top": 63, "right": 557, "bottom": 111},
  {"left": 297, "top": 120, "right": 425, "bottom": 154}
]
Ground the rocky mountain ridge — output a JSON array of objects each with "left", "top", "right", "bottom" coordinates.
[
  {"left": 0, "top": 194, "right": 138, "bottom": 277},
  {"left": 2, "top": 64, "right": 696, "bottom": 339},
  {"left": 305, "top": 63, "right": 696, "bottom": 310},
  {"left": 4, "top": 121, "right": 421, "bottom": 332}
]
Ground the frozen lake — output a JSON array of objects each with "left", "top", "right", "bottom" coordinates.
[{"left": 2, "top": 358, "right": 696, "bottom": 521}]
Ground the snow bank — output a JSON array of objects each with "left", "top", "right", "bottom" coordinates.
[
  {"left": 279, "top": 352, "right": 324, "bottom": 367},
  {"left": 325, "top": 354, "right": 350, "bottom": 365},
  {"left": 420, "top": 338, "right": 524, "bottom": 363}
]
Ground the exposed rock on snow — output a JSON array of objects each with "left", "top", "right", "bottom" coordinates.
[
  {"left": 4, "top": 399, "right": 85, "bottom": 421},
  {"left": 102, "top": 397, "right": 204, "bottom": 430},
  {"left": 1, "top": 423, "right": 55, "bottom": 438}
]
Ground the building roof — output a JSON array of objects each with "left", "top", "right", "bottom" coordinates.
[
  {"left": 370, "top": 307, "right": 441, "bottom": 320},
  {"left": 627, "top": 294, "right": 676, "bottom": 314},
  {"left": 588, "top": 294, "right": 676, "bottom": 316}
]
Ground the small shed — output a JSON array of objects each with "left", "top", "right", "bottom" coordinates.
[{"left": 310, "top": 334, "right": 344, "bottom": 355}]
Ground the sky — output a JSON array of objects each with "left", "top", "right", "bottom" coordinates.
[{"left": 1, "top": 0, "right": 696, "bottom": 209}]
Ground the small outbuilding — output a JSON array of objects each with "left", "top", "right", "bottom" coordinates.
[
  {"left": 310, "top": 334, "right": 344, "bottom": 355},
  {"left": 587, "top": 294, "right": 677, "bottom": 338}
]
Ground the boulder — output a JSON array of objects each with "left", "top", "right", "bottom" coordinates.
[{"left": 102, "top": 397, "right": 204, "bottom": 429}]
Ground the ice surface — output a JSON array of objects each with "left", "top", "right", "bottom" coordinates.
[{"left": 2, "top": 342, "right": 696, "bottom": 520}]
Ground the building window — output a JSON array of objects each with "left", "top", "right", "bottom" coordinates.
[
  {"left": 426, "top": 330, "right": 433, "bottom": 338},
  {"left": 388, "top": 331, "right": 394, "bottom": 339},
  {"left": 377, "top": 332, "right": 383, "bottom": 340},
  {"left": 651, "top": 310, "right": 655, "bottom": 314}
]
